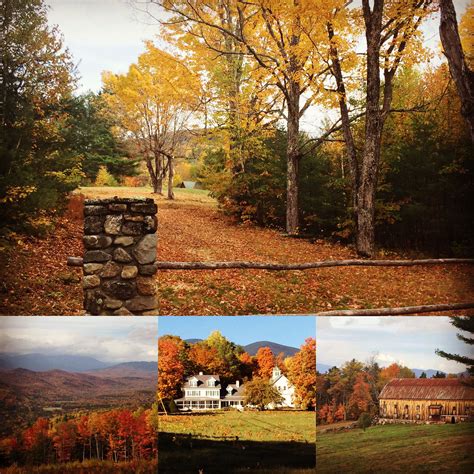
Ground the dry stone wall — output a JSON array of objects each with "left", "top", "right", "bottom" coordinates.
[{"left": 83, "top": 197, "right": 158, "bottom": 315}]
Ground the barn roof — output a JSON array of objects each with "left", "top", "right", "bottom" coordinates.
[{"left": 379, "top": 378, "right": 474, "bottom": 401}]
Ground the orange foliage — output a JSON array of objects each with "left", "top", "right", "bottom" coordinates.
[
  {"left": 287, "top": 338, "right": 316, "bottom": 409},
  {"left": 256, "top": 347, "right": 275, "bottom": 379},
  {"left": 158, "top": 336, "right": 186, "bottom": 400}
]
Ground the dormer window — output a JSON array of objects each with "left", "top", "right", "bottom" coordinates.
[
  {"left": 208, "top": 377, "right": 216, "bottom": 387},
  {"left": 189, "top": 377, "right": 198, "bottom": 387}
]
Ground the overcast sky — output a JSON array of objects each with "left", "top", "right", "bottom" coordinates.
[
  {"left": 317, "top": 317, "right": 472, "bottom": 373},
  {"left": 46, "top": 0, "right": 471, "bottom": 135},
  {"left": 159, "top": 316, "right": 316, "bottom": 348},
  {"left": 0, "top": 316, "right": 158, "bottom": 363}
]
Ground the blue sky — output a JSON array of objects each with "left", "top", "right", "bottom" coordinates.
[
  {"left": 317, "top": 317, "right": 471, "bottom": 373},
  {"left": 159, "top": 316, "right": 316, "bottom": 348},
  {"left": 0, "top": 316, "right": 158, "bottom": 363}
]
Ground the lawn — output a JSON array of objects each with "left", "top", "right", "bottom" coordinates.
[
  {"left": 316, "top": 423, "right": 474, "bottom": 473},
  {"left": 158, "top": 410, "right": 316, "bottom": 473},
  {"left": 1, "top": 185, "right": 473, "bottom": 315},
  {"left": 159, "top": 409, "right": 315, "bottom": 442}
]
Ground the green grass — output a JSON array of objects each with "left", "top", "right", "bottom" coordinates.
[
  {"left": 78, "top": 185, "right": 215, "bottom": 205},
  {"left": 159, "top": 410, "right": 315, "bottom": 473},
  {"left": 316, "top": 423, "right": 474, "bottom": 473},
  {"left": 160, "top": 410, "right": 315, "bottom": 443}
]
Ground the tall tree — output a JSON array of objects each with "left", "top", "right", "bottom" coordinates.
[
  {"left": 157, "top": 0, "right": 337, "bottom": 234},
  {"left": 287, "top": 337, "right": 316, "bottom": 409},
  {"left": 255, "top": 346, "right": 276, "bottom": 379},
  {"left": 327, "top": 0, "right": 432, "bottom": 256},
  {"left": 436, "top": 316, "right": 474, "bottom": 376},
  {"left": 103, "top": 42, "right": 200, "bottom": 197},
  {"left": 439, "top": 0, "right": 474, "bottom": 142},
  {"left": 0, "top": 0, "right": 80, "bottom": 227},
  {"left": 63, "top": 93, "right": 139, "bottom": 183},
  {"left": 347, "top": 372, "right": 373, "bottom": 419},
  {"left": 158, "top": 335, "right": 187, "bottom": 400}
]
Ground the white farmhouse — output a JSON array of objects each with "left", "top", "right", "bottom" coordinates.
[
  {"left": 175, "top": 372, "right": 245, "bottom": 411},
  {"left": 268, "top": 366, "right": 295, "bottom": 409}
]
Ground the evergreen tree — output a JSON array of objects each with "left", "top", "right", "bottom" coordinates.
[{"left": 436, "top": 317, "right": 474, "bottom": 376}]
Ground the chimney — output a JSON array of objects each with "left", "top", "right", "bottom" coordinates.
[
  {"left": 199, "top": 371, "right": 203, "bottom": 376},
  {"left": 236, "top": 380, "right": 240, "bottom": 387}
]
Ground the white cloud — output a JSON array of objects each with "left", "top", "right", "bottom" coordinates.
[
  {"left": 0, "top": 317, "right": 157, "bottom": 363},
  {"left": 316, "top": 316, "right": 470, "bottom": 373}
]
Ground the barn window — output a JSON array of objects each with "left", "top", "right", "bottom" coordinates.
[
  {"left": 416, "top": 405, "right": 420, "bottom": 420},
  {"left": 452, "top": 407, "right": 456, "bottom": 415}
]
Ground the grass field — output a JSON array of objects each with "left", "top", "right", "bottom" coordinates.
[
  {"left": 159, "top": 410, "right": 316, "bottom": 473},
  {"left": 316, "top": 423, "right": 474, "bottom": 473}
]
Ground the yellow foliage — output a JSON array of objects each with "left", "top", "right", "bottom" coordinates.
[
  {"left": 460, "top": 2, "right": 474, "bottom": 66},
  {"left": 0, "top": 186, "right": 37, "bottom": 204}
]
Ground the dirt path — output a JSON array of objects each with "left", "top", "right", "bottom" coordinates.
[{"left": 1, "top": 187, "right": 473, "bottom": 315}]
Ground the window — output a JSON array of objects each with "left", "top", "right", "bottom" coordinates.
[
  {"left": 190, "top": 380, "right": 197, "bottom": 387},
  {"left": 208, "top": 379, "right": 215, "bottom": 387},
  {"left": 186, "top": 390, "right": 200, "bottom": 397}
]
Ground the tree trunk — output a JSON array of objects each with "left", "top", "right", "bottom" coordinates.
[
  {"left": 327, "top": 22, "right": 359, "bottom": 221},
  {"left": 146, "top": 155, "right": 163, "bottom": 194},
  {"left": 357, "top": 0, "right": 384, "bottom": 257},
  {"left": 286, "top": 91, "right": 300, "bottom": 235},
  {"left": 439, "top": 0, "right": 474, "bottom": 143},
  {"left": 167, "top": 156, "right": 174, "bottom": 200}
]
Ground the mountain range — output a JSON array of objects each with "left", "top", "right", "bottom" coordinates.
[
  {"left": 0, "top": 360, "right": 156, "bottom": 437},
  {"left": 0, "top": 353, "right": 155, "bottom": 373},
  {"left": 317, "top": 363, "right": 452, "bottom": 378},
  {"left": 184, "top": 340, "right": 299, "bottom": 357}
]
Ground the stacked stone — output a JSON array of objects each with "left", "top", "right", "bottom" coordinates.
[{"left": 83, "top": 197, "right": 158, "bottom": 315}]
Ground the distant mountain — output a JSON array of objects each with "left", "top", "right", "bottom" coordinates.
[
  {"left": 316, "top": 364, "right": 453, "bottom": 378},
  {"left": 244, "top": 341, "right": 298, "bottom": 357},
  {"left": 412, "top": 369, "right": 446, "bottom": 378},
  {"left": 89, "top": 361, "right": 156, "bottom": 379},
  {"left": 184, "top": 340, "right": 299, "bottom": 357},
  {"left": 0, "top": 354, "right": 158, "bottom": 374},
  {"left": 0, "top": 353, "right": 110, "bottom": 372},
  {"left": 317, "top": 363, "right": 333, "bottom": 373},
  {"left": 0, "top": 367, "right": 156, "bottom": 437}
]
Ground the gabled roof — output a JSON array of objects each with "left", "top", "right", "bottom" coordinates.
[
  {"left": 183, "top": 374, "right": 221, "bottom": 388},
  {"left": 223, "top": 383, "right": 245, "bottom": 400},
  {"left": 379, "top": 378, "right": 474, "bottom": 401}
]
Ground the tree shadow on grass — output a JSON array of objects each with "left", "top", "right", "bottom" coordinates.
[{"left": 158, "top": 432, "right": 316, "bottom": 473}]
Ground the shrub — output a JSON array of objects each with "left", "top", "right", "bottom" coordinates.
[
  {"left": 357, "top": 412, "right": 372, "bottom": 431},
  {"left": 94, "top": 166, "right": 118, "bottom": 187}
]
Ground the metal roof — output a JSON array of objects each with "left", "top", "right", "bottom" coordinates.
[{"left": 379, "top": 378, "right": 474, "bottom": 401}]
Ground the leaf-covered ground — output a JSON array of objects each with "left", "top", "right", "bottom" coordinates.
[{"left": 0, "top": 186, "right": 473, "bottom": 315}]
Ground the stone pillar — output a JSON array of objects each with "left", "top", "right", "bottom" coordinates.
[{"left": 83, "top": 197, "right": 158, "bottom": 315}]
